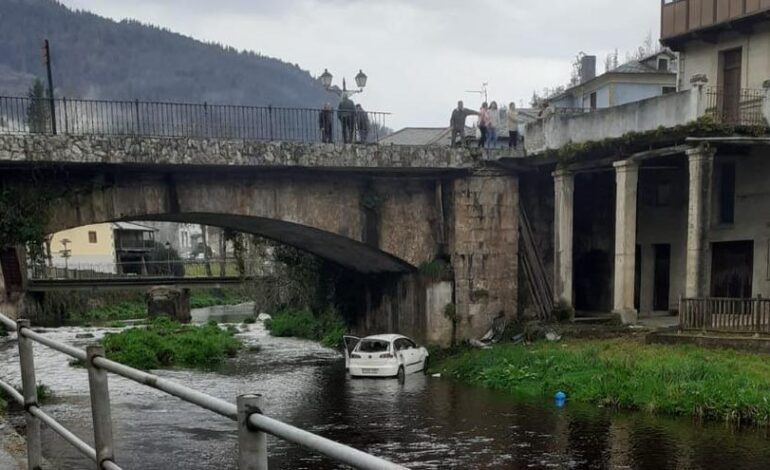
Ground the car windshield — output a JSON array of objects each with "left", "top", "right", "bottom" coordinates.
[{"left": 357, "top": 339, "right": 390, "bottom": 353}]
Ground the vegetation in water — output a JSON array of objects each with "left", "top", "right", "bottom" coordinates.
[
  {"left": 102, "top": 318, "right": 241, "bottom": 370},
  {"left": 189, "top": 288, "right": 249, "bottom": 309},
  {"left": 435, "top": 338, "right": 770, "bottom": 424},
  {"left": 265, "top": 307, "right": 346, "bottom": 349}
]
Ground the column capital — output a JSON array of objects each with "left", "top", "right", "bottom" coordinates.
[
  {"left": 552, "top": 168, "right": 573, "bottom": 179},
  {"left": 685, "top": 144, "right": 716, "bottom": 159},
  {"left": 612, "top": 159, "right": 640, "bottom": 171}
]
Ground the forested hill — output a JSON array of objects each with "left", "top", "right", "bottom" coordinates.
[{"left": 0, "top": 0, "right": 335, "bottom": 107}]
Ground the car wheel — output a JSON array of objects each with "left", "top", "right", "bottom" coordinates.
[
  {"left": 397, "top": 366, "right": 405, "bottom": 384},
  {"left": 423, "top": 356, "right": 430, "bottom": 375}
]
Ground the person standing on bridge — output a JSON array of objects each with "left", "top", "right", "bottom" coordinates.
[
  {"left": 355, "top": 104, "right": 370, "bottom": 144},
  {"left": 477, "top": 102, "right": 490, "bottom": 148},
  {"left": 507, "top": 102, "right": 519, "bottom": 149},
  {"left": 449, "top": 100, "right": 478, "bottom": 147},
  {"left": 319, "top": 103, "right": 334, "bottom": 143},
  {"left": 338, "top": 96, "right": 356, "bottom": 144}
]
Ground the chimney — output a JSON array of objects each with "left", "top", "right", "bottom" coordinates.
[{"left": 580, "top": 55, "right": 597, "bottom": 84}]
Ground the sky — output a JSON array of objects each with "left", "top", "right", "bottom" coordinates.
[{"left": 58, "top": 0, "right": 661, "bottom": 129}]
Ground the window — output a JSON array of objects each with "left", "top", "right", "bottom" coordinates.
[
  {"left": 718, "top": 162, "right": 736, "bottom": 225},
  {"left": 88, "top": 231, "right": 98, "bottom": 244},
  {"left": 357, "top": 339, "right": 390, "bottom": 353},
  {"left": 658, "top": 58, "right": 669, "bottom": 71},
  {"left": 589, "top": 92, "right": 597, "bottom": 110},
  {"left": 662, "top": 86, "right": 677, "bottom": 95}
]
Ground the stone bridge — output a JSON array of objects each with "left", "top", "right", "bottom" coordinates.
[{"left": 0, "top": 135, "right": 520, "bottom": 344}]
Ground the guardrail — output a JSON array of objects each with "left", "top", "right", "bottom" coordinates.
[
  {"left": 0, "top": 96, "right": 390, "bottom": 144},
  {"left": 680, "top": 296, "right": 770, "bottom": 333},
  {"left": 28, "top": 258, "right": 271, "bottom": 280},
  {"left": 704, "top": 87, "right": 767, "bottom": 127},
  {"left": 0, "top": 313, "right": 408, "bottom": 469}
]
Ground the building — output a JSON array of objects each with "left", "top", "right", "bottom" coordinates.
[
  {"left": 516, "top": 1, "right": 770, "bottom": 327},
  {"left": 48, "top": 222, "right": 157, "bottom": 274},
  {"left": 548, "top": 51, "right": 678, "bottom": 111}
]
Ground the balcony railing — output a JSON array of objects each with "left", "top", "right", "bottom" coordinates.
[
  {"left": 115, "top": 239, "right": 156, "bottom": 250},
  {"left": 661, "top": 0, "right": 770, "bottom": 42},
  {"left": 705, "top": 86, "right": 768, "bottom": 126},
  {"left": 680, "top": 296, "right": 770, "bottom": 333},
  {"left": 0, "top": 96, "right": 390, "bottom": 144}
]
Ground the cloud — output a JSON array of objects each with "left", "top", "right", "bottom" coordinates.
[{"left": 59, "top": 0, "right": 660, "bottom": 128}]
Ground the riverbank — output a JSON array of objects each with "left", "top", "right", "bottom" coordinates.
[
  {"left": 434, "top": 338, "right": 770, "bottom": 424},
  {"left": 264, "top": 307, "right": 345, "bottom": 348}
]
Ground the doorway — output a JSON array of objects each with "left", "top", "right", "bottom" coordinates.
[
  {"left": 719, "top": 48, "right": 742, "bottom": 123},
  {"left": 711, "top": 241, "right": 754, "bottom": 298},
  {"left": 653, "top": 244, "right": 671, "bottom": 311}
]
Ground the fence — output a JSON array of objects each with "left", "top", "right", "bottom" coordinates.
[
  {"left": 679, "top": 296, "right": 770, "bottom": 334},
  {"left": 0, "top": 96, "right": 390, "bottom": 144},
  {"left": 704, "top": 87, "right": 767, "bottom": 127},
  {"left": 28, "top": 258, "right": 272, "bottom": 281},
  {"left": 0, "top": 313, "right": 408, "bottom": 470}
]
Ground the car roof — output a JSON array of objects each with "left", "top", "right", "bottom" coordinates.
[{"left": 360, "top": 334, "right": 407, "bottom": 342}]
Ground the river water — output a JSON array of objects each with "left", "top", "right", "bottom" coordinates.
[{"left": 1, "top": 304, "right": 770, "bottom": 469}]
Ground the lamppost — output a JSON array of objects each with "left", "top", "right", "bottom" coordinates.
[
  {"left": 59, "top": 238, "right": 71, "bottom": 278},
  {"left": 319, "top": 68, "right": 368, "bottom": 99},
  {"left": 165, "top": 241, "right": 172, "bottom": 275}
]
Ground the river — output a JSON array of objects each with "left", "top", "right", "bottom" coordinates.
[{"left": 1, "top": 303, "right": 770, "bottom": 469}]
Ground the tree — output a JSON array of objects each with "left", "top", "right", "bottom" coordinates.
[
  {"left": 569, "top": 52, "right": 587, "bottom": 87},
  {"left": 26, "top": 79, "right": 50, "bottom": 133},
  {"left": 604, "top": 49, "right": 619, "bottom": 72},
  {"left": 626, "top": 32, "right": 660, "bottom": 62}
]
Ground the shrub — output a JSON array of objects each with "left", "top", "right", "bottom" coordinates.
[
  {"left": 552, "top": 300, "right": 575, "bottom": 323},
  {"left": 266, "top": 307, "right": 346, "bottom": 348},
  {"left": 102, "top": 317, "right": 241, "bottom": 370}
]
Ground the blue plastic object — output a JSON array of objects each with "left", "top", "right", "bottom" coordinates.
[{"left": 554, "top": 391, "right": 567, "bottom": 408}]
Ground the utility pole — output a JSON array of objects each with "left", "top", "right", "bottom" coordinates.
[{"left": 42, "top": 39, "right": 57, "bottom": 134}]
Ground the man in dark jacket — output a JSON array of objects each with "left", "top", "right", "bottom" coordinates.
[
  {"left": 319, "top": 103, "right": 333, "bottom": 143},
  {"left": 355, "top": 104, "right": 370, "bottom": 144},
  {"left": 450, "top": 100, "right": 478, "bottom": 146},
  {"left": 338, "top": 96, "right": 356, "bottom": 144}
]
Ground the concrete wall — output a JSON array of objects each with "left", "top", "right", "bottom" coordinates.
[{"left": 680, "top": 24, "right": 770, "bottom": 91}]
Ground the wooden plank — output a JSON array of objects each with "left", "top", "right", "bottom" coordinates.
[
  {"left": 716, "top": 0, "right": 731, "bottom": 21},
  {"left": 746, "top": 0, "right": 761, "bottom": 13},
  {"left": 729, "top": 0, "right": 746, "bottom": 17}
]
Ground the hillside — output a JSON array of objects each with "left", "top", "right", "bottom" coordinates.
[{"left": 0, "top": 0, "right": 335, "bottom": 107}]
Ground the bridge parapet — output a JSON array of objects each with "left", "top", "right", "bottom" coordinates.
[{"left": 0, "top": 134, "right": 511, "bottom": 170}]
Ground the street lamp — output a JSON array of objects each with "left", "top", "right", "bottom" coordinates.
[
  {"left": 165, "top": 241, "right": 172, "bottom": 275},
  {"left": 319, "top": 68, "right": 368, "bottom": 99}
]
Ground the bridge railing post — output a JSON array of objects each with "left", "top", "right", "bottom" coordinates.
[
  {"left": 237, "top": 394, "right": 268, "bottom": 470},
  {"left": 86, "top": 345, "right": 116, "bottom": 470},
  {"left": 16, "top": 319, "right": 42, "bottom": 470}
]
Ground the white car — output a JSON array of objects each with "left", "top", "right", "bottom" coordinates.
[{"left": 344, "top": 334, "right": 429, "bottom": 380}]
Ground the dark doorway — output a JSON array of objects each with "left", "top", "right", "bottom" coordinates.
[
  {"left": 634, "top": 245, "right": 641, "bottom": 311},
  {"left": 653, "top": 244, "right": 671, "bottom": 311},
  {"left": 711, "top": 241, "right": 754, "bottom": 298},
  {"left": 719, "top": 48, "right": 742, "bottom": 123}
]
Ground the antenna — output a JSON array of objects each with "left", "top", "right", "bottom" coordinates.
[{"left": 464, "top": 82, "right": 489, "bottom": 103}]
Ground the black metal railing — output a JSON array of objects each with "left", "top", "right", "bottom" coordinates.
[
  {"left": 705, "top": 87, "right": 767, "bottom": 127},
  {"left": 0, "top": 96, "right": 390, "bottom": 144}
]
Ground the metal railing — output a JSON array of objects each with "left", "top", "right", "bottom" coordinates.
[
  {"left": 704, "top": 87, "right": 768, "bottom": 127},
  {"left": 0, "top": 313, "right": 408, "bottom": 470},
  {"left": 0, "top": 96, "right": 390, "bottom": 144},
  {"left": 679, "top": 296, "right": 770, "bottom": 333},
  {"left": 28, "top": 258, "right": 271, "bottom": 281}
]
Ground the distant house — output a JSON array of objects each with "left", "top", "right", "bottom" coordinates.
[
  {"left": 548, "top": 50, "right": 678, "bottom": 110},
  {"left": 48, "top": 222, "right": 157, "bottom": 274}
]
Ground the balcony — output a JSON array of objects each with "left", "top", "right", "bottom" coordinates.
[
  {"left": 523, "top": 80, "right": 770, "bottom": 155},
  {"left": 661, "top": 0, "right": 770, "bottom": 47}
]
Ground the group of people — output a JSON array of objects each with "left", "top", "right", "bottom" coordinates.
[
  {"left": 450, "top": 100, "right": 520, "bottom": 149},
  {"left": 318, "top": 96, "right": 370, "bottom": 144}
]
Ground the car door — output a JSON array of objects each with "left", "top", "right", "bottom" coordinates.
[
  {"left": 402, "top": 338, "right": 422, "bottom": 374},
  {"left": 343, "top": 336, "right": 360, "bottom": 370}
]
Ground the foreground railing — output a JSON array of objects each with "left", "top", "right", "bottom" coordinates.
[
  {"left": 0, "top": 313, "right": 407, "bottom": 469},
  {"left": 680, "top": 296, "right": 770, "bottom": 333},
  {"left": 705, "top": 87, "right": 768, "bottom": 127},
  {"left": 0, "top": 96, "right": 390, "bottom": 144}
]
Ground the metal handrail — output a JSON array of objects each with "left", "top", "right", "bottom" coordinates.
[{"left": 0, "top": 313, "right": 408, "bottom": 469}]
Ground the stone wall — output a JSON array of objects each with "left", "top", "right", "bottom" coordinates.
[
  {"left": 450, "top": 173, "right": 519, "bottom": 339},
  {"left": 0, "top": 134, "right": 510, "bottom": 169}
]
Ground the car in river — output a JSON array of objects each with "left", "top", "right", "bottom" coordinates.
[{"left": 343, "top": 334, "right": 429, "bottom": 381}]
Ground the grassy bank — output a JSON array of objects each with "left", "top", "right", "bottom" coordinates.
[
  {"left": 435, "top": 338, "right": 770, "bottom": 424},
  {"left": 265, "top": 307, "right": 345, "bottom": 348},
  {"left": 101, "top": 318, "right": 241, "bottom": 370}
]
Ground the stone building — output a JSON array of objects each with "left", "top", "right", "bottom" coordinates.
[{"left": 518, "top": 0, "right": 770, "bottom": 324}]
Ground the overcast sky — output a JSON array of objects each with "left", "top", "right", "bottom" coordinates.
[{"left": 59, "top": 0, "right": 660, "bottom": 129}]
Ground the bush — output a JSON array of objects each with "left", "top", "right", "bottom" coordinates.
[
  {"left": 265, "top": 307, "right": 346, "bottom": 348},
  {"left": 552, "top": 300, "right": 575, "bottom": 323},
  {"left": 102, "top": 318, "right": 241, "bottom": 370}
]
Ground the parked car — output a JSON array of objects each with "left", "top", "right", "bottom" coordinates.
[{"left": 344, "top": 334, "right": 429, "bottom": 381}]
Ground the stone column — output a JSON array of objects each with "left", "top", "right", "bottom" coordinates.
[
  {"left": 553, "top": 169, "right": 574, "bottom": 305},
  {"left": 685, "top": 145, "right": 715, "bottom": 298},
  {"left": 612, "top": 160, "right": 639, "bottom": 323},
  {"left": 763, "top": 79, "right": 770, "bottom": 125}
]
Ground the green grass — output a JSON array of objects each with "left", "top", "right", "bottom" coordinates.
[
  {"left": 435, "top": 338, "right": 770, "bottom": 424},
  {"left": 265, "top": 307, "right": 346, "bottom": 348},
  {"left": 101, "top": 317, "right": 241, "bottom": 370},
  {"left": 68, "top": 300, "right": 146, "bottom": 325},
  {"left": 189, "top": 288, "right": 249, "bottom": 309}
]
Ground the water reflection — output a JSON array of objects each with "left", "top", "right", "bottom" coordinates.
[{"left": 1, "top": 307, "right": 769, "bottom": 469}]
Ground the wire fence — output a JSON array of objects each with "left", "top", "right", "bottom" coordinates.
[{"left": 0, "top": 96, "right": 391, "bottom": 144}]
